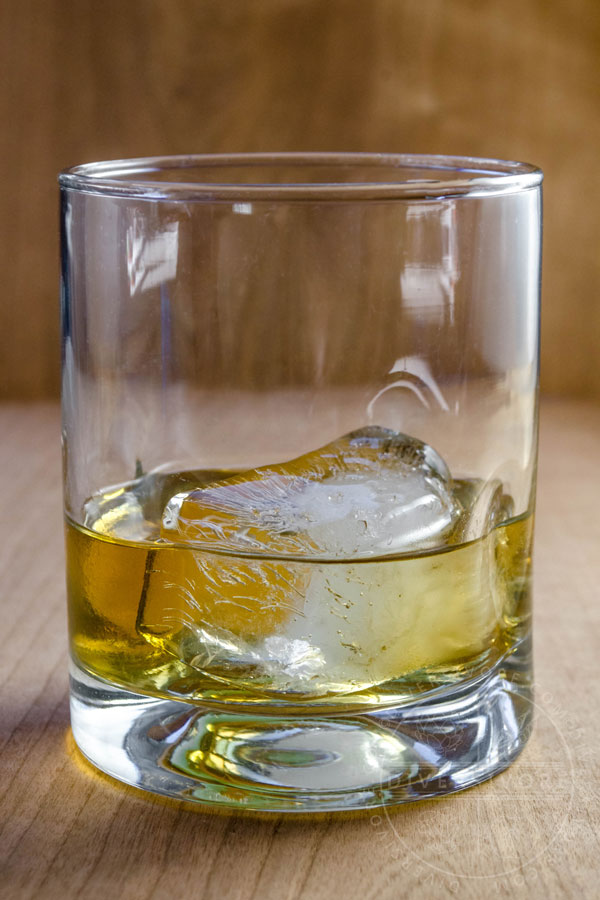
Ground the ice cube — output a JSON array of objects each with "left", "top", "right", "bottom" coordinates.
[
  {"left": 136, "top": 427, "right": 470, "bottom": 696},
  {"left": 84, "top": 487, "right": 153, "bottom": 541},
  {"left": 162, "top": 426, "right": 462, "bottom": 558}
]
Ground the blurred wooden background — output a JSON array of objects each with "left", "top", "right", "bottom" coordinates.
[{"left": 1, "top": 0, "right": 599, "bottom": 400}]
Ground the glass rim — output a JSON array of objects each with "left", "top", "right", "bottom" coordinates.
[{"left": 58, "top": 152, "right": 543, "bottom": 201}]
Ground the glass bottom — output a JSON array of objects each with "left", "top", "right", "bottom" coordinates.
[{"left": 69, "top": 642, "right": 532, "bottom": 813}]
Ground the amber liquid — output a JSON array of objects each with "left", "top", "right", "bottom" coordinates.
[{"left": 66, "top": 472, "right": 532, "bottom": 711}]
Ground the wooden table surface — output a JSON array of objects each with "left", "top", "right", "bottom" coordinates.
[{"left": 1, "top": 398, "right": 599, "bottom": 899}]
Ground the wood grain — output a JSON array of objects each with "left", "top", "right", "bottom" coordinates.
[
  {"left": 0, "top": 397, "right": 599, "bottom": 899},
  {"left": 0, "top": 1, "right": 599, "bottom": 400}
]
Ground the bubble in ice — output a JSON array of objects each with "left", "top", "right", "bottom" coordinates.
[{"left": 162, "top": 426, "right": 462, "bottom": 558}]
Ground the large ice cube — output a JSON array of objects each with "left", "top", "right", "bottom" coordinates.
[
  {"left": 162, "top": 427, "right": 462, "bottom": 558},
  {"left": 136, "top": 428, "right": 485, "bottom": 696}
]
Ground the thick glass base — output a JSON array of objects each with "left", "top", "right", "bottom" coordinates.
[{"left": 69, "top": 646, "right": 532, "bottom": 813}]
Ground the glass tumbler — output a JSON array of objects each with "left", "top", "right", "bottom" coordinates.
[{"left": 59, "top": 153, "right": 542, "bottom": 812}]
